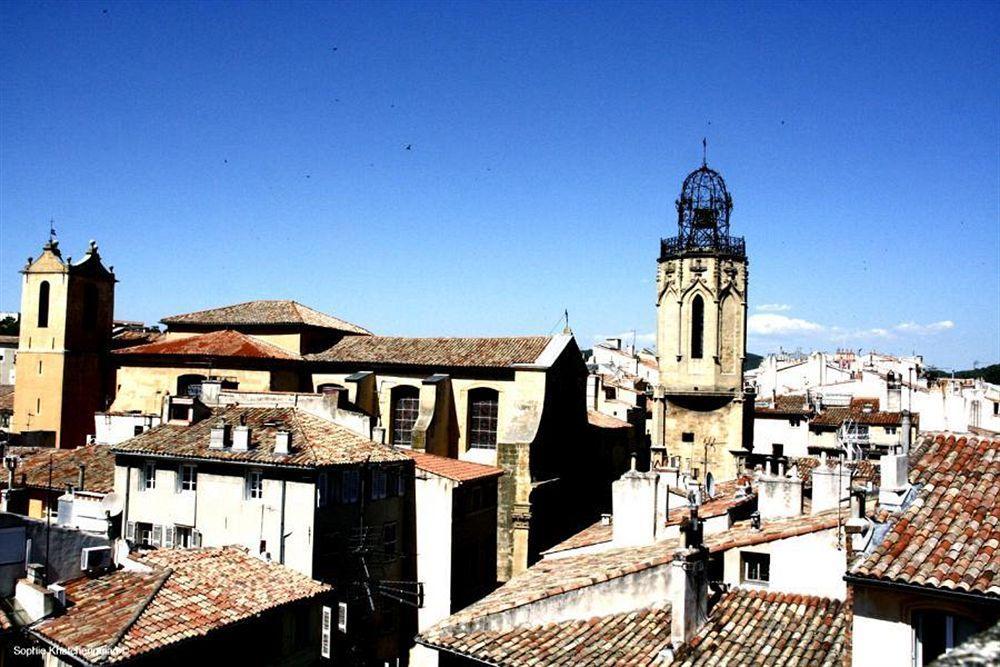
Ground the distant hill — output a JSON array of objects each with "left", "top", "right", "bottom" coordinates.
[
  {"left": 926, "top": 363, "right": 1000, "bottom": 385},
  {"left": 743, "top": 353, "right": 764, "bottom": 372}
]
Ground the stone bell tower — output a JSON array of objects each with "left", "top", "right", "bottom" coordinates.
[
  {"left": 651, "top": 160, "right": 753, "bottom": 481},
  {"left": 12, "top": 238, "right": 116, "bottom": 448}
]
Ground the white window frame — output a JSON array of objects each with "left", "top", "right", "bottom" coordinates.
[
  {"left": 246, "top": 469, "right": 264, "bottom": 500},
  {"left": 741, "top": 551, "right": 770, "bottom": 586},
  {"left": 174, "top": 525, "right": 194, "bottom": 548},
  {"left": 141, "top": 461, "right": 156, "bottom": 491},
  {"left": 178, "top": 464, "right": 197, "bottom": 492}
]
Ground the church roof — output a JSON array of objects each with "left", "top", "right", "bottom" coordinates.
[
  {"left": 307, "top": 335, "right": 559, "bottom": 369},
  {"left": 161, "top": 300, "right": 371, "bottom": 335},
  {"left": 111, "top": 329, "right": 300, "bottom": 361}
]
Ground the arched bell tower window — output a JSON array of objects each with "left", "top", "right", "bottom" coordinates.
[
  {"left": 37, "top": 281, "right": 50, "bottom": 328},
  {"left": 690, "top": 294, "right": 704, "bottom": 359}
]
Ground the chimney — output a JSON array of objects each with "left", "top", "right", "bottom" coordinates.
[
  {"left": 200, "top": 379, "right": 222, "bottom": 405},
  {"left": 670, "top": 514, "right": 709, "bottom": 650},
  {"left": 900, "top": 410, "right": 912, "bottom": 454},
  {"left": 77, "top": 464, "right": 86, "bottom": 491},
  {"left": 274, "top": 429, "right": 291, "bottom": 455},
  {"left": 757, "top": 470, "right": 803, "bottom": 521},
  {"left": 232, "top": 422, "right": 250, "bottom": 451},
  {"left": 878, "top": 449, "right": 910, "bottom": 509},
  {"left": 209, "top": 418, "right": 227, "bottom": 449},
  {"left": 372, "top": 425, "right": 386, "bottom": 445},
  {"left": 811, "top": 462, "right": 849, "bottom": 514},
  {"left": 611, "top": 456, "right": 659, "bottom": 547}
]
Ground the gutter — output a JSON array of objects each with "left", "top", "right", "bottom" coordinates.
[
  {"left": 844, "top": 574, "right": 1000, "bottom": 606},
  {"left": 413, "top": 636, "right": 498, "bottom": 666}
]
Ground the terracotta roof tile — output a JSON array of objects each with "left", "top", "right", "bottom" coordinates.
[
  {"left": 401, "top": 449, "right": 503, "bottom": 483},
  {"left": 111, "top": 330, "right": 300, "bottom": 361},
  {"left": 0, "top": 335, "right": 17, "bottom": 346},
  {"left": 586, "top": 409, "right": 633, "bottom": 429},
  {"left": 810, "top": 405, "right": 917, "bottom": 429},
  {"left": 4, "top": 445, "right": 115, "bottom": 494},
  {"left": 850, "top": 432, "right": 1000, "bottom": 597},
  {"left": 673, "top": 589, "right": 848, "bottom": 666},
  {"left": 756, "top": 394, "right": 812, "bottom": 416},
  {"left": 0, "top": 384, "right": 13, "bottom": 412},
  {"left": 308, "top": 336, "right": 552, "bottom": 368},
  {"left": 161, "top": 299, "right": 370, "bottom": 334},
  {"left": 113, "top": 406, "right": 409, "bottom": 468},
  {"left": 31, "top": 546, "right": 330, "bottom": 663},
  {"left": 111, "top": 330, "right": 164, "bottom": 349},
  {"left": 542, "top": 519, "right": 613, "bottom": 554}
]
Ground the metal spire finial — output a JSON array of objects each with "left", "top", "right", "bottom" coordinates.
[
  {"left": 48, "top": 219, "right": 56, "bottom": 243},
  {"left": 702, "top": 138, "right": 707, "bottom": 167}
]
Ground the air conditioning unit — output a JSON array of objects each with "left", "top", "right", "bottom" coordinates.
[{"left": 80, "top": 545, "right": 112, "bottom": 571}]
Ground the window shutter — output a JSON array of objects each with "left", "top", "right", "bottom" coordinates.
[
  {"left": 176, "top": 465, "right": 183, "bottom": 493},
  {"left": 151, "top": 525, "right": 162, "bottom": 548},
  {"left": 192, "top": 530, "right": 202, "bottom": 547},
  {"left": 321, "top": 606, "right": 332, "bottom": 658},
  {"left": 126, "top": 521, "right": 135, "bottom": 541},
  {"left": 317, "top": 473, "right": 327, "bottom": 508},
  {"left": 337, "top": 601, "right": 348, "bottom": 633},
  {"left": 164, "top": 526, "right": 175, "bottom": 549}
]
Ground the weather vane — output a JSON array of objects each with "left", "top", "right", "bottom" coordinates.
[
  {"left": 48, "top": 218, "right": 57, "bottom": 243},
  {"left": 702, "top": 138, "right": 707, "bottom": 167}
]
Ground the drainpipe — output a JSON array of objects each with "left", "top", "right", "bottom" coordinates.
[{"left": 279, "top": 479, "right": 287, "bottom": 565}]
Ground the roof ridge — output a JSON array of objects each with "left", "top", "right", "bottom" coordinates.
[{"left": 106, "top": 567, "right": 174, "bottom": 655}]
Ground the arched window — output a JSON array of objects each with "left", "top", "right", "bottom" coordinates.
[
  {"left": 468, "top": 388, "right": 499, "bottom": 450},
  {"left": 690, "top": 294, "right": 704, "bottom": 359},
  {"left": 83, "top": 283, "right": 99, "bottom": 330},
  {"left": 390, "top": 386, "right": 420, "bottom": 447},
  {"left": 37, "top": 281, "right": 50, "bottom": 328}
]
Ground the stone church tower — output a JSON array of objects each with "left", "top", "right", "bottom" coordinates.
[
  {"left": 12, "top": 238, "right": 116, "bottom": 448},
  {"left": 651, "top": 161, "right": 753, "bottom": 481}
]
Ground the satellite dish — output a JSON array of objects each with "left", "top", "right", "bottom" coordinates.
[
  {"left": 100, "top": 492, "right": 124, "bottom": 517},
  {"left": 705, "top": 472, "right": 716, "bottom": 499}
]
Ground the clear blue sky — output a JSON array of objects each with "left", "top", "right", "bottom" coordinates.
[{"left": 2, "top": 1, "right": 997, "bottom": 369}]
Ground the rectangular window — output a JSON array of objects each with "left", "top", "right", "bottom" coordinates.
[
  {"left": 133, "top": 425, "right": 144, "bottom": 436},
  {"left": 392, "top": 395, "right": 420, "bottom": 446},
  {"left": 396, "top": 467, "right": 406, "bottom": 496},
  {"left": 682, "top": 432, "right": 695, "bottom": 443},
  {"left": 371, "top": 469, "right": 387, "bottom": 500},
  {"left": 341, "top": 470, "right": 359, "bottom": 504},
  {"left": 246, "top": 470, "right": 264, "bottom": 500},
  {"left": 469, "top": 395, "right": 499, "bottom": 449},
  {"left": 142, "top": 461, "right": 156, "bottom": 490},
  {"left": 179, "top": 464, "right": 197, "bottom": 492},
  {"left": 174, "top": 526, "right": 193, "bottom": 548},
  {"left": 135, "top": 522, "right": 154, "bottom": 547},
  {"left": 741, "top": 551, "right": 770, "bottom": 585},
  {"left": 913, "top": 610, "right": 981, "bottom": 665},
  {"left": 886, "top": 426, "right": 897, "bottom": 435},
  {"left": 383, "top": 522, "right": 397, "bottom": 559}
]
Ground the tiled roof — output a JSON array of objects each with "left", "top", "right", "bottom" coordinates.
[
  {"left": 111, "top": 329, "right": 300, "bottom": 361},
  {"left": 402, "top": 449, "right": 503, "bottom": 483},
  {"left": 31, "top": 546, "right": 330, "bottom": 664},
  {"left": 0, "top": 384, "right": 13, "bottom": 412},
  {"left": 0, "top": 334, "right": 17, "bottom": 346},
  {"left": 794, "top": 457, "right": 878, "bottom": 486},
  {"left": 673, "top": 589, "right": 848, "bottom": 666},
  {"left": 929, "top": 617, "right": 1000, "bottom": 666},
  {"left": 113, "top": 406, "right": 410, "bottom": 468},
  {"left": 307, "top": 335, "right": 552, "bottom": 368},
  {"left": 161, "top": 299, "right": 370, "bottom": 334},
  {"left": 756, "top": 394, "right": 812, "bottom": 416},
  {"left": 444, "top": 510, "right": 841, "bottom": 625},
  {"left": 810, "top": 405, "right": 916, "bottom": 429},
  {"left": 111, "top": 330, "right": 164, "bottom": 349},
  {"left": 850, "top": 433, "right": 1000, "bottom": 597},
  {"left": 420, "top": 603, "right": 672, "bottom": 666},
  {"left": 586, "top": 410, "right": 632, "bottom": 429},
  {"left": 4, "top": 445, "right": 115, "bottom": 494},
  {"left": 542, "top": 519, "right": 613, "bottom": 554}
]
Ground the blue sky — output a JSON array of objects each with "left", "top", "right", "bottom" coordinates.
[{"left": 1, "top": 1, "right": 997, "bottom": 369}]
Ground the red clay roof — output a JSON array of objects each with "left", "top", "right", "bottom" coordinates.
[
  {"left": 111, "top": 329, "right": 164, "bottom": 349},
  {"left": 161, "top": 299, "right": 370, "bottom": 334},
  {"left": 4, "top": 445, "right": 115, "bottom": 494},
  {"left": 111, "top": 329, "right": 300, "bottom": 361},
  {"left": 113, "top": 406, "right": 410, "bottom": 468},
  {"left": 402, "top": 449, "right": 503, "bottom": 483},
  {"left": 587, "top": 409, "right": 632, "bottom": 429},
  {"left": 0, "top": 385, "right": 13, "bottom": 412},
  {"left": 810, "top": 405, "right": 916, "bottom": 429},
  {"left": 308, "top": 335, "right": 552, "bottom": 368},
  {"left": 420, "top": 603, "right": 672, "bottom": 665},
  {"left": 673, "top": 589, "right": 848, "bottom": 666},
  {"left": 850, "top": 432, "right": 1000, "bottom": 597},
  {"left": 542, "top": 519, "right": 613, "bottom": 554},
  {"left": 755, "top": 394, "right": 812, "bottom": 416},
  {"left": 31, "top": 546, "right": 330, "bottom": 663}
]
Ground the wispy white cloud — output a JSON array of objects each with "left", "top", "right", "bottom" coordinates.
[
  {"left": 755, "top": 303, "right": 792, "bottom": 313},
  {"left": 748, "top": 314, "right": 824, "bottom": 336},
  {"left": 894, "top": 320, "right": 955, "bottom": 335}
]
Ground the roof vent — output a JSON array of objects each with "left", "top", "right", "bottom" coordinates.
[
  {"left": 233, "top": 424, "right": 251, "bottom": 451},
  {"left": 274, "top": 429, "right": 292, "bottom": 455},
  {"left": 209, "top": 419, "right": 227, "bottom": 449}
]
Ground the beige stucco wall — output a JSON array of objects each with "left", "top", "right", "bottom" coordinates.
[
  {"left": 116, "top": 460, "right": 316, "bottom": 577},
  {"left": 112, "top": 365, "right": 276, "bottom": 415},
  {"left": 721, "top": 527, "right": 846, "bottom": 599}
]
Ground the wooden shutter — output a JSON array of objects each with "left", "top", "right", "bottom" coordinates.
[
  {"left": 151, "top": 525, "right": 162, "bottom": 548},
  {"left": 125, "top": 521, "right": 135, "bottom": 541},
  {"left": 164, "top": 526, "right": 175, "bottom": 549},
  {"left": 192, "top": 530, "right": 202, "bottom": 547}
]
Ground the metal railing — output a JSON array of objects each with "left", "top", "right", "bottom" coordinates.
[{"left": 660, "top": 234, "right": 746, "bottom": 260}]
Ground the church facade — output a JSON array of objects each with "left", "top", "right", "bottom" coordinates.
[{"left": 650, "top": 162, "right": 754, "bottom": 481}]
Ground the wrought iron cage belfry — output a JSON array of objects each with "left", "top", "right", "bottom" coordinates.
[{"left": 660, "top": 163, "right": 746, "bottom": 260}]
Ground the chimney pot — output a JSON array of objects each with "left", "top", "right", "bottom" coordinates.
[
  {"left": 274, "top": 429, "right": 292, "bottom": 455},
  {"left": 232, "top": 424, "right": 251, "bottom": 451},
  {"left": 209, "top": 419, "right": 227, "bottom": 449}
]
